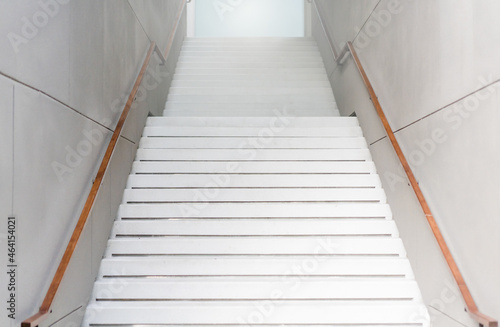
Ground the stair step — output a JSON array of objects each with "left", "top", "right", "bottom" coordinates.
[
  {"left": 139, "top": 137, "right": 366, "bottom": 149},
  {"left": 174, "top": 68, "right": 329, "bottom": 75},
  {"left": 112, "top": 219, "right": 396, "bottom": 237},
  {"left": 179, "top": 51, "right": 323, "bottom": 58},
  {"left": 92, "top": 279, "right": 420, "bottom": 300},
  {"left": 126, "top": 174, "right": 382, "bottom": 189},
  {"left": 105, "top": 237, "right": 405, "bottom": 256},
  {"left": 172, "top": 73, "right": 329, "bottom": 81},
  {"left": 167, "top": 87, "right": 333, "bottom": 96},
  {"left": 84, "top": 301, "right": 427, "bottom": 325},
  {"left": 171, "top": 79, "right": 331, "bottom": 87},
  {"left": 117, "top": 203, "right": 392, "bottom": 219},
  {"left": 98, "top": 256, "right": 415, "bottom": 278},
  {"left": 180, "top": 45, "right": 319, "bottom": 51},
  {"left": 142, "top": 126, "right": 361, "bottom": 137},
  {"left": 121, "top": 188, "right": 386, "bottom": 204},
  {"left": 131, "top": 161, "right": 377, "bottom": 174},
  {"left": 146, "top": 116, "right": 357, "bottom": 127},
  {"left": 167, "top": 94, "right": 335, "bottom": 103},
  {"left": 164, "top": 108, "right": 340, "bottom": 117},
  {"left": 183, "top": 37, "right": 316, "bottom": 43},
  {"left": 135, "top": 148, "right": 371, "bottom": 161},
  {"left": 177, "top": 62, "right": 325, "bottom": 69},
  {"left": 163, "top": 102, "right": 338, "bottom": 115}
]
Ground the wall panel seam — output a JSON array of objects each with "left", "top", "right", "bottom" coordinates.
[
  {"left": 0, "top": 71, "right": 114, "bottom": 134},
  {"left": 393, "top": 78, "right": 500, "bottom": 133}
]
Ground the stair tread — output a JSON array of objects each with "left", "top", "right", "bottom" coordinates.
[
  {"left": 112, "top": 219, "right": 396, "bottom": 236},
  {"left": 139, "top": 137, "right": 366, "bottom": 149},
  {"left": 135, "top": 148, "right": 372, "bottom": 161},
  {"left": 142, "top": 126, "right": 362, "bottom": 137},
  {"left": 121, "top": 188, "right": 386, "bottom": 203},
  {"left": 105, "top": 237, "right": 405, "bottom": 256},
  {"left": 167, "top": 87, "right": 334, "bottom": 95},
  {"left": 98, "top": 256, "right": 415, "bottom": 277},
  {"left": 118, "top": 202, "right": 392, "bottom": 219},
  {"left": 145, "top": 116, "right": 354, "bottom": 126},
  {"left": 131, "top": 161, "right": 376, "bottom": 174},
  {"left": 84, "top": 301, "right": 427, "bottom": 325},
  {"left": 126, "top": 174, "right": 382, "bottom": 189},
  {"left": 92, "top": 279, "right": 420, "bottom": 300}
]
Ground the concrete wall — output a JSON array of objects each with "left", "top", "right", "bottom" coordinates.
[
  {"left": 312, "top": 0, "right": 499, "bottom": 326},
  {"left": 0, "top": 1, "right": 186, "bottom": 326}
]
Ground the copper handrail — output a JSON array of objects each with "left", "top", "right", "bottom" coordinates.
[
  {"left": 347, "top": 41, "right": 497, "bottom": 327},
  {"left": 21, "top": 41, "right": 159, "bottom": 327},
  {"left": 311, "top": 1, "right": 497, "bottom": 325},
  {"left": 21, "top": 1, "right": 190, "bottom": 324}
]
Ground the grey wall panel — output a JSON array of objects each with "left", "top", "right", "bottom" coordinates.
[
  {"left": 128, "top": 0, "right": 185, "bottom": 53},
  {"left": 353, "top": 0, "right": 500, "bottom": 131},
  {"left": 369, "top": 138, "right": 477, "bottom": 327},
  {"left": 68, "top": 1, "right": 106, "bottom": 125},
  {"left": 0, "top": 1, "right": 72, "bottom": 104},
  {"left": 0, "top": 76, "right": 14, "bottom": 327},
  {"left": 0, "top": 75, "right": 14, "bottom": 221},
  {"left": 312, "top": 11, "right": 336, "bottom": 78},
  {"left": 394, "top": 87, "right": 500, "bottom": 318},
  {"left": 315, "top": 0, "right": 379, "bottom": 49},
  {"left": 312, "top": 0, "right": 500, "bottom": 323},
  {"left": 0, "top": 1, "right": 185, "bottom": 326},
  {"left": 41, "top": 216, "right": 93, "bottom": 327},
  {"left": 12, "top": 83, "right": 111, "bottom": 323},
  {"left": 330, "top": 58, "right": 386, "bottom": 144},
  {"left": 102, "top": 2, "right": 151, "bottom": 130}
]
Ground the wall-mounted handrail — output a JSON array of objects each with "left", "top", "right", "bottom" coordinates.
[
  {"left": 21, "top": 41, "right": 158, "bottom": 327},
  {"left": 311, "top": 1, "right": 497, "bottom": 326},
  {"left": 165, "top": 0, "right": 188, "bottom": 59},
  {"left": 347, "top": 42, "right": 497, "bottom": 327},
  {"left": 154, "top": 43, "right": 166, "bottom": 65},
  {"left": 21, "top": 2, "right": 189, "bottom": 325}
]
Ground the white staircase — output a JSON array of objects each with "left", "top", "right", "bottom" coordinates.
[
  {"left": 165, "top": 37, "right": 340, "bottom": 117},
  {"left": 82, "top": 38, "right": 429, "bottom": 327}
]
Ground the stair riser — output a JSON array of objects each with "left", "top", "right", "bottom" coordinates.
[
  {"left": 126, "top": 174, "right": 382, "bottom": 189},
  {"left": 131, "top": 161, "right": 376, "bottom": 174},
  {"left": 145, "top": 117, "right": 358, "bottom": 127},
  {"left": 112, "top": 219, "right": 396, "bottom": 236},
  {"left": 92, "top": 280, "right": 420, "bottom": 300},
  {"left": 98, "top": 257, "right": 415, "bottom": 278},
  {"left": 118, "top": 203, "right": 391, "bottom": 219},
  {"left": 122, "top": 188, "right": 386, "bottom": 204},
  {"left": 84, "top": 303, "right": 428, "bottom": 325},
  {"left": 167, "top": 87, "right": 334, "bottom": 96}
]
